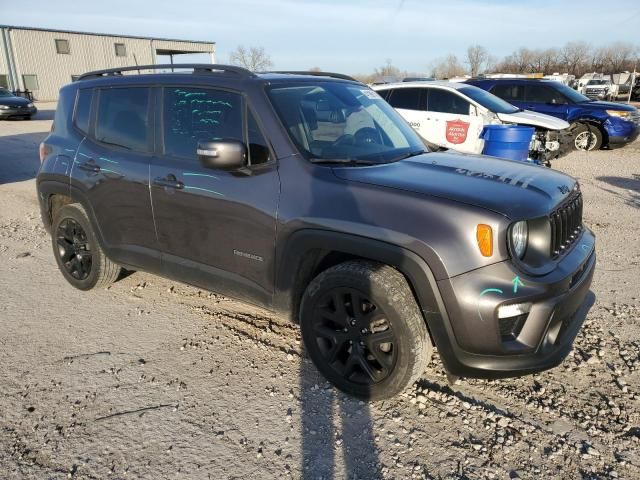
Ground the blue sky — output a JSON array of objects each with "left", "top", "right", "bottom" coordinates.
[{"left": 1, "top": 0, "right": 638, "bottom": 73}]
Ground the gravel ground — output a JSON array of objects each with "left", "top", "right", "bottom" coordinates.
[{"left": 0, "top": 103, "right": 639, "bottom": 479}]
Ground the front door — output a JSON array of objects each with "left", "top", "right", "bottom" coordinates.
[
  {"left": 150, "top": 86, "right": 279, "bottom": 305},
  {"left": 426, "top": 88, "right": 484, "bottom": 153}
]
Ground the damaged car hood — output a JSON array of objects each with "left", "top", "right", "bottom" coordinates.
[
  {"left": 497, "top": 110, "right": 570, "bottom": 130},
  {"left": 332, "top": 151, "right": 578, "bottom": 219}
]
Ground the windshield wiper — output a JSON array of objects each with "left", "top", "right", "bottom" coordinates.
[
  {"left": 309, "top": 158, "right": 378, "bottom": 166},
  {"left": 391, "top": 150, "right": 426, "bottom": 162}
]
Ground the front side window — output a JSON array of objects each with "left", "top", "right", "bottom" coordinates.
[
  {"left": 163, "top": 87, "right": 243, "bottom": 160},
  {"left": 427, "top": 89, "right": 470, "bottom": 115},
  {"left": 74, "top": 89, "right": 93, "bottom": 134},
  {"left": 267, "top": 83, "right": 424, "bottom": 163},
  {"left": 247, "top": 110, "right": 270, "bottom": 165},
  {"left": 491, "top": 84, "right": 524, "bottom": 102},
  {"left": 387, "top": 88, "right": 423, "bottom": 110},
  {"left": 55, "top": 39, "right": 70, "bottom": 54},
  {"left": 95, "top": 88, "right": 150, "bottom": 152}
]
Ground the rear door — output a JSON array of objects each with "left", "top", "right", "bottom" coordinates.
[
  {"left": 426, "top": 88, "right": 484, "bottom": 153},
  {"left": 71, "top": 85, "right": 159, "bottom": 270},
  {"left": 150, "top": 85, "right": 279, "bottom": 305},
  {"left": 386, "top": 88, "right": 429, "bottom": 138}
]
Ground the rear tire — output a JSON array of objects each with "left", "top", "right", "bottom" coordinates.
[
  {"left": 299, "top": 260, "right": 432, "bottom": 400},
  {"left": 51, "top": 204, "right": 122, "bottom": 290},
  {"left": 572, "top": 123, "right": 602, "bottom": 151}
]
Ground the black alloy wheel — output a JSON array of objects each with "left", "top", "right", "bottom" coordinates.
[
  {"left": 311, "top": 287, "right": 397, "bottom": 386},
  {"left": 56, "top": 218, "right": 93, "bottom": 280}
]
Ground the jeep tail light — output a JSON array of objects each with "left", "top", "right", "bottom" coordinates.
[
  {"left": 476, "top": 224, "right": 493, "bottom": 257},
  {"left": 39, "top": 142, "right": 50, "bottom": 163}
]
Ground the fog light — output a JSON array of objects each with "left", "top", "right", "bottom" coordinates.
[{"left": 498, "top": 302, "right": 532, "bottom": 319}]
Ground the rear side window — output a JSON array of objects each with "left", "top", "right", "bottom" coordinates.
[
  {"left": 163, "top": 87, "right": 243, "bottom": 160},
  {"left": 74, "top": 89, "right": 92, "bottom": 134},
  {"left": 387, "top": 88, "right": 422, "bottom": 110},
  {"left": 376, "top": 89, "right": 392, "bottom": 101},
  {"left": 427, "top": 89, "right": 470, "bottom": 115},
  {"left": 491, "top": 84, "right": 524, "bottom": 102},
  {"left": 96, "top": 88, "right": 150, "bottom": 152},
  {"left": 525, "top": 85, "right": 567, "bottom": 104}
]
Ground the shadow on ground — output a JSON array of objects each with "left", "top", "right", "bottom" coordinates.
[
  {"left": 300, "top": 358, "right": 382, "bottom": 479},
  {"left": 0, "top": 132, "right": 48, "bottom": 184},
  {"left": 595, "top": 174, "right": 640, "bottom": 209}
]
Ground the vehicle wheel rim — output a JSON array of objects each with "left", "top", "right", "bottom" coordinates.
[
  {"left": 311, "top": 287, "right": 397, "bottom": 386},
  {"left": 575, "top": 131, "right": 597, "bottom": 151},
  {"left": 56, "top": 218, "right": 92, "bottom": 280}
]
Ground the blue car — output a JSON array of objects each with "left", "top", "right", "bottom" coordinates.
[{"left": 465, "top": 78, "right": 639, "bottom": 151}]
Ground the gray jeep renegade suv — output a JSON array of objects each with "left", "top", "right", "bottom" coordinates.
[{"left": 37, "top": 64, "right": 595, "bottom": 400}]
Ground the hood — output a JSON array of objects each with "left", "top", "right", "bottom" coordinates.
[
  {"left": 0, "top": 96, "right": 31, "bottom": 107},
  {"left": 497, "top": 110, "right": 570, "bottom": 130},
  {"left": 582, "top": 100, "right": 637, "bottom": 112},
  {"left": 332, "top": 152, "right": 578, "bottom": 219}
]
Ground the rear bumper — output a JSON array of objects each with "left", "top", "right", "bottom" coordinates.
[{"left": 434, "top": 228, "right": 596, "bottom": 378}]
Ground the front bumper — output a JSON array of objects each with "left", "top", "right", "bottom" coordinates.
[
  {"left": 605, "top": 117, "right": 639, "bottom": 146},
  {"left": 0, "top": 106, "right": 37, "bottom": 118},
  {"left": 434, "top": 228, "right": 595, "bottom": 378}
]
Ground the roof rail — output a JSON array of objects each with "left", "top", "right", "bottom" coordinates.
[
  {"left": 77, "top": 64, "right": 255, "bottom": 81},
  {"left": 267, "top": 71, "right": 358, "bottom": 82}
]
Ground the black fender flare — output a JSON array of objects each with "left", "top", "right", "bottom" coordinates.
[{"left": 274, "top": 229, "right": 459, "bottom": 371}]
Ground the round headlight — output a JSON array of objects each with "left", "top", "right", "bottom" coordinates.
[
  {"left": 511, "top": 221, "right": 528, "bottom": 259},
  {"left": 27, "top": 102, "right": 34, "bottom": 107}
]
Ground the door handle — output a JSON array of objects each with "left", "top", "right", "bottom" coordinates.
[
  {"left": 153, "top": 175, "right": 184, "bottom": 190},
  {"left": 77, "top": 161, "right": 100, "bottom": 173}
]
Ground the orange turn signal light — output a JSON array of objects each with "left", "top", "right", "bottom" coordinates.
[{"left": 476, "top": 224, "right": 493, "bottom": 257}]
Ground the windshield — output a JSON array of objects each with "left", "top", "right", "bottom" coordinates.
[
  {"left": 267, "top": 82, "right": 425, "bottom": 163},
  {"left": 587, "top": 79, "right": 608, "bottom": 85},
  {"left": 552, "top": 82, "right": 591, "bottom": 103},
  {"left": 0, "top": 88, "right": 13, "bottom": 97},
  {"left": 458, "top": 86, "right": 519, "bottom": 114}
]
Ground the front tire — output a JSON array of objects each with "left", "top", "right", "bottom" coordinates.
[
  {"left": 572, "top": 123, "right": 603, "bottom": 151},
  {"left": 51, "top": 204, "right": 122, "bottom": 290},
  {"left": 299, "top": 261, "right": 432, "bottom": 400}
]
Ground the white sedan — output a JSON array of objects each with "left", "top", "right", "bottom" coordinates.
[{"left": 373, "top": 81, "right": 571, "bottom": 164}]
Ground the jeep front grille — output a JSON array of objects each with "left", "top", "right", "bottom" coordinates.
[{"left": 550, "top": 193, "right": 583, "bottom": 258}]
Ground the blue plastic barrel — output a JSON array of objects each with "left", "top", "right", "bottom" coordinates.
[{"left": 481, "top": 125, "right": 534, "bottom": 162}]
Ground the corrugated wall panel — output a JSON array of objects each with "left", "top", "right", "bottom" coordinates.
[{"left": 7, "top": 29, "right": 214, "bottom": 101}]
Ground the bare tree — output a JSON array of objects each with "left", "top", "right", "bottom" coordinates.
[
  {"left": 466, "top": 45, "right": 488, "bottom": 76},
  {"left": 374, "top": 59, "right": 402, "bottom": 79},
  {"left": 229, "top": 45, "right": 273, "bottom": 72},
  {"left": 561, "top": 41, "right": 591, "bottom": 76},
  {"left": 604, "top": 42, "right": 638, "bottom": 73},
  {"left": 429, "top": 54, "right": 466, "bottom": 79}
]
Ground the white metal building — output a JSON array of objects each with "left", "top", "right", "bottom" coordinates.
[{"left": 0, "top": 25, "right": 216, "bottom": 101}]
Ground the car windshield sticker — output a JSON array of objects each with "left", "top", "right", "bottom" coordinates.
[
  {"left": 360, "top": 89, "right": 381, "bottom": 100},
  {"left": 446, "top": 119, "right": 470, "bottom": 144}
]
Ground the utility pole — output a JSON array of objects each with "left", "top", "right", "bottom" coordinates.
[{"left": 629, "top": 60, "right": 637, "bottom": 104}]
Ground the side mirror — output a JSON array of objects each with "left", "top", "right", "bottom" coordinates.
[{"left": 197, "top": 140, "right": 247, "bottom": 171}]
